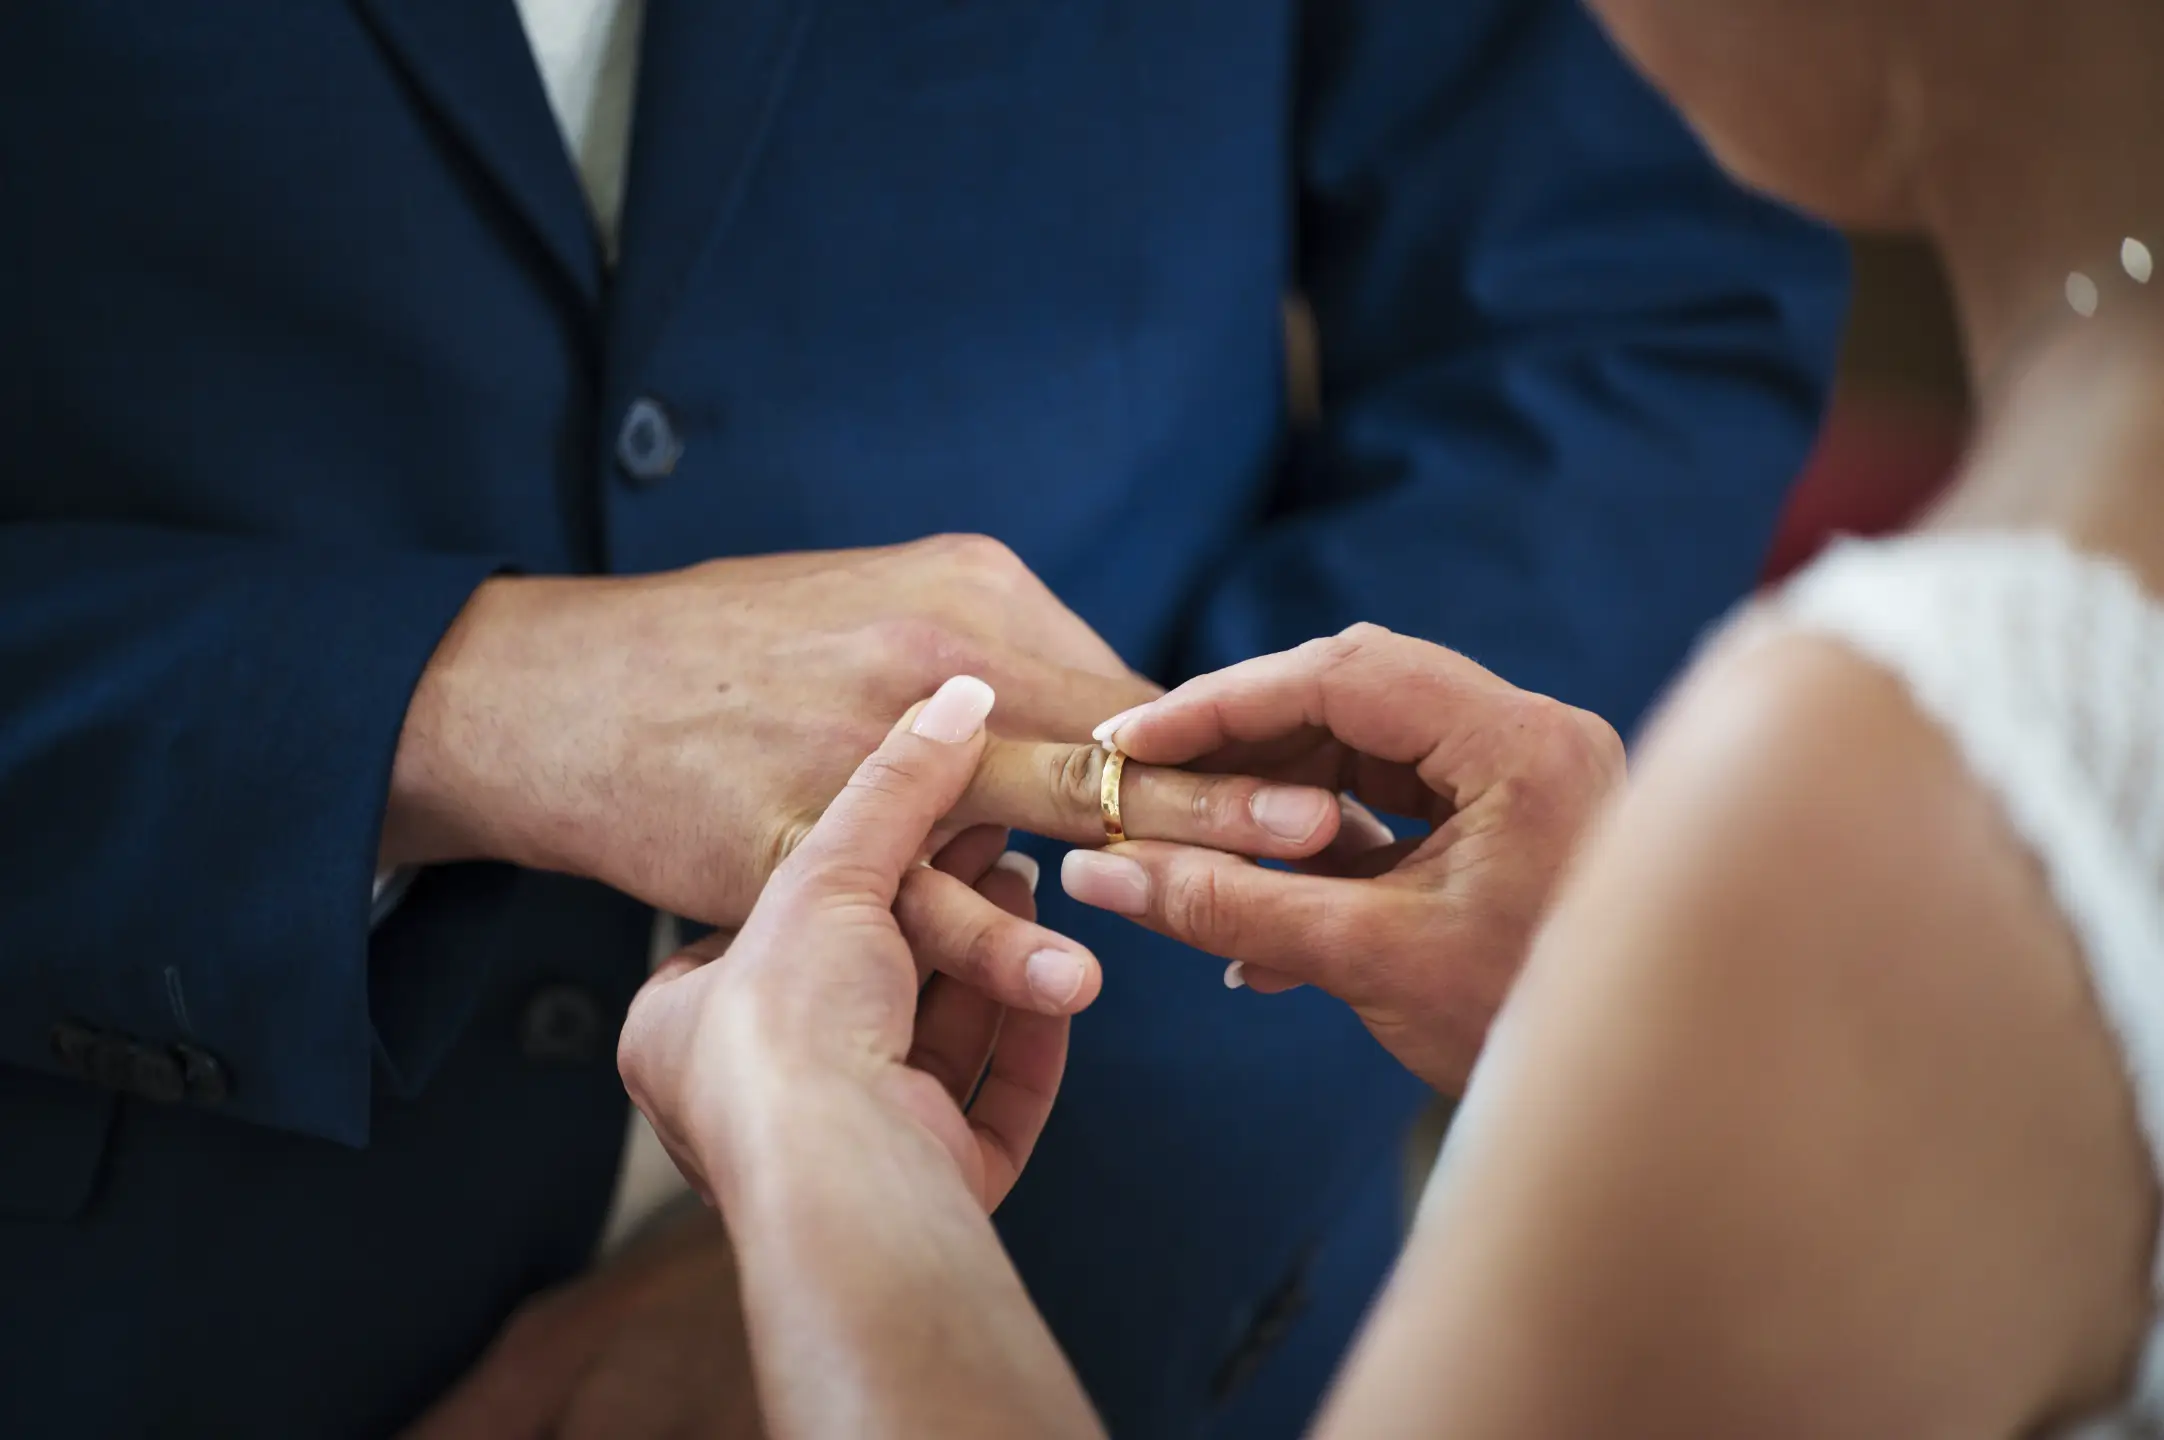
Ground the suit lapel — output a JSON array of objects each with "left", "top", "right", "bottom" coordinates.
[
  {"left": 607, "top": 0, "right": 819, "bottom": 377},
  {"left": 354, "top": 0, "right": 605, "bottom": 312}
]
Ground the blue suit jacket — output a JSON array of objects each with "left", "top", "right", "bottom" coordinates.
[{"left": 0, "top": 1, "right": 1844, "bottom": 1434}]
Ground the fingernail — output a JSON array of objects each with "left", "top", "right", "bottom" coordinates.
[
  {"left": 1060, "top": 850, "right": 1149, "bottom": 916},
  {"left": 993, "top": 851, "right": 1041, "bottom": 894},
  {"left": 1338, "top": 795, "right": 1398, "bottom": 850},
  {"left": 1224, "top": 962, "right": 1247, "bottom": 990},
  {"left": 1092, "top": 705, "right": 1150, "bottom": 748},
  {"left": 912, "top": 675, "right": 996, "bottom": 744},
  {"left": 1250, "top": 786, "right": 1335, "bottom": 843},
  {"left": 1026, "top": 949, "right": 1089, "bottom": 1007}
]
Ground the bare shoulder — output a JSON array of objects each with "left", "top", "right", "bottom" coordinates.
[
  {"left": 1425, "top": 629, "right": 2157, "bottom": 1437},
  {"left": 1622, "top": 628, "right": 2040, "bottom": 949}
]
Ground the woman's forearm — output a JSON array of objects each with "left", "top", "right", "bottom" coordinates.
[{"left": 719, "top": 1085, "right": 1104, "bottom": 1440}]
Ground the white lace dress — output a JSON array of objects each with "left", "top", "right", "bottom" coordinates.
[{"left": 1764, "top": 529, "right": 2164, "bottom": 1437}]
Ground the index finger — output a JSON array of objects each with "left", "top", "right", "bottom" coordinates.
[
  {"left": 1099, "top": 625, "right": 1520, "bottom": 772},
  {"left": 780, "top": 675, "right": 996, "bottom": 903}
]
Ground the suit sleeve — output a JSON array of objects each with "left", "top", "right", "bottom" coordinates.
[
  {"left": 1178, "top": 0, "right": 1848, "bottom": 730},
  {"left": 0, "top": 520, "right": 505, "bottom": 1146}
]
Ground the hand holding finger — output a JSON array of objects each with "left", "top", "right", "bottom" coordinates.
[
  {"left": 1096, "top": 625, "right": 1547, "bottom": 789},
  {"left": 769, "top": 675, "right": 998, "bottom": 909},
  {"left": 956, "top": 738, "right": 1343, "bottom": 859}
]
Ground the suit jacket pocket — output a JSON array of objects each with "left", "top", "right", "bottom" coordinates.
[{"left": 0, "top": 1068, "right": 116, "bottom": 1220}]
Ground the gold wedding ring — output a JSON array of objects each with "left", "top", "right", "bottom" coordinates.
[{"left": 1100, "top": 747, "right": 1129, "bottom": 846}]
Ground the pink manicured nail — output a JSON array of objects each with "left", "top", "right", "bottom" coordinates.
[
  {"left": 1092, "top": 705, "right": 1151, "bottom": 748},
  {"left": 912, "top": 676, "right": 996, "bottom": 744},
  {"left": 1224, "top": 962, "right": 1248, "bottom": 990},
  {"left": 1250, "top": 787, "right": 1335, "bottom": 844},
  {"left": 1060, "top": 850, "right": 1149, "bottom": 916},
  {"left": 1337, "top": 795, "right": 1398, "bottom": 850},
  {"left": 992, "top": 851, "right": 1041, "bottom": 894},
  {"left": 1026, "top": 949, "right": 1089, "bottom": 1008}
]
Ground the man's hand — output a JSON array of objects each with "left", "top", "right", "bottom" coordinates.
[
  {"left": 402, "top": 1204, "right": 765, "bottom": 1440},
  {"left": 1060, "top": 624, "right": 1625, "bottom": 1092},
  {"left": 381, "top": 536, "right": 1346, "bottom": 963}
]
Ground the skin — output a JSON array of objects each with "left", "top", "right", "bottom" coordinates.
[
  {"left": 1313, "top": 3, "right": 2164, "bottom": 1434},
  {"left": 661, "top": 398, "right": 2164, "bottom": 1440},
  {"left": 393, "top": 535, "right": 1351, "bottom": 1429},
  {"left": 386, "top": 533, "right": 1353, "bottom": 1018},
  {"left": 618, "top": 3, "right": 2164, "bottom": 1433},
  {"left": 619, "top": 679, "right": 1102, "bottom": 1439},
  {"left": 403, "top": 1205, "right": 767, "bottom": 1440},
  {"left": 1068, "top": 627, "right": 1623, "bottom": 1092},
  {"left": 1316, "top": 628, "right": 2156, "bottom": 1437},
  {"left": 604, "top": 652, "right": 1615, "bottom": 1440},
  {"left": 404, "top": 817, "right": 1037, "bottom": 1440}
]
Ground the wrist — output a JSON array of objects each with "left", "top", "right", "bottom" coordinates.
[
  {"left": 700, "top": 1068, "right": 859, "bottom": 1216},
  {"left": 697, "top": 1044, "right": 940, "bottom": 1224},
  {"left": 381, "top": 574, "right": 574, "bottom": 870}
]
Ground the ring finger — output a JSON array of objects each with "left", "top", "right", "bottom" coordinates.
[{"left": 958, "top": 739, "right": 1345, "bottom": 859}]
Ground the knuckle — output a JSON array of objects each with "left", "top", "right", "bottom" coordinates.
[
  {"left": 1161, "top": 863, "right": 1240, "bottom": 949},
  {"left": 929, "top": 532, "right": 1024, "bottom": 583},
  {"left": 1317, "top": 623, "right": 1396, "bottom": 676},
  {"left": 1190, "top": 776, "right": 1250, "bottom": 837},
  {"left": 1334, "top": 620, "right": 1396, "bottom": 647},
  {"left": 1573, "top": 708, "right": 1629, "bottom": 784},
  {"left": 1290, "top": 634, "right": 1341, "bottom": 664},
  {"left": 865, "top": 616, "right": 977, "bottom": 683},
  {"left": 1048, "top": 743, "right": 1105, "bottom": 818},
  {"left": 957, "top": 910, "right": 1010, "bottom": 982},
  {"left": 1471, "top": 704, "right": 1620, "bottom": 864},
  {"left": 1314, "top": 632, "right": 1364, "bottom": 672},
  {"left": 1525, "top": 700, "right": 1625, "bottom": 802}
]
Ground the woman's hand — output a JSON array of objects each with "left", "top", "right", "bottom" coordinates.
[
  {"left": 617, "top": 675, "right": 1090, "bottom": 1215},
  {"left": 1061, "top": 624, "right": 1625, "bottom": 1092}
]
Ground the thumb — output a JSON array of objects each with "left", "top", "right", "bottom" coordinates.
[{"left": 779, "top": 675, "right": 997, "bottom": 904}]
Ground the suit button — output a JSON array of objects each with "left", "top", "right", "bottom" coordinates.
[
  {"left": 615, "top": 397, "right": 683, "bottom": 485},
  {"left": 49, "top": 1021, "right": 99, "bottom": 1078},
  {"left": 127, "top": 1044, "right": 186, "bottom": 1105},
  {"left": 175, "top": 1044, "right": 232, "bottom": 1106},
  {"left": 521, "top": 984, "right": 606, "bottom": 1066}
]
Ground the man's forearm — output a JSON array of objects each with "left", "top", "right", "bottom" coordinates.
[{"left": 720, "top": 1089, "right": 1103, "bottom": 1440}]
